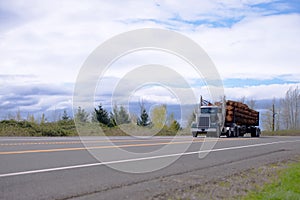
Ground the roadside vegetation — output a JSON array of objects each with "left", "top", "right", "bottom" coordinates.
[
  {"left": 0, "top": 103, "right": 183, "bottom": 137},
  {"left": 0, "top": 119, "right": 76, "bottom": 137},
  {"left": 155, "top": 157, "right": 300, "bottom": 200},
  {"left": 262, "top": 130, "right": 300, "bottom": 136},
  {"left": 243, "top": 159, "right": 300, "bottom": 200}
]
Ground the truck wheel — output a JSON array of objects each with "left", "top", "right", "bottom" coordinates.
[
  {"left": 229, "top": 130, "right": 234, "bottom": 137},
  {"left": 256, "top": 128, "right": 261, "bottom": 137},
  {"left": 251, "top": 127, "right": 256, "bottom": 137},
  {"left": 234, "top": 127, "right": 239, "bottom": 137},
  {"left": 225, "top": 130, "right": 230, "bottom": 137},
  {"left": 192, "top": 132, "right": 198, "bottom": 137}
]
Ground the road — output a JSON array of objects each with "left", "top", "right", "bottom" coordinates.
[{"left": 0, "top": 136, "right": 300, "bottom": 200}]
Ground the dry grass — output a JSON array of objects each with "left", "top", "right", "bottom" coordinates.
[{"left": 262, "top": 130, "right": 300, "bottom": 136}]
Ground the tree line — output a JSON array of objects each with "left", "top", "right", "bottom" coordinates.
[
  {"left": 262, "top": 86, "right": 300, "bottom": 131},
  {"left": 0, "top": 103, "right": 181, "bottom": 136},
  {"left": 74, "top": 104, "right": 181, "bottom": 131}
]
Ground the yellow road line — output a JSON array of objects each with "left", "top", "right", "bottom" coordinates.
[
  {"left": 0, "top": 140, "right": 199, "bottom": 155},
  {"left": 0, "top": 137, "right": 192, "bottom": 146},
  {"left": 0, "top": 137, "right": 257, "bottom": 155},
  {"left": 0, "top": 137, "right": 256, "bottom": 146}
]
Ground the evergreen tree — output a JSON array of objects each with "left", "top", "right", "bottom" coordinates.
[
  {"left": 137, "top": 107, "right": 150, "bottom": 127},
  {"left": 169, "top": 119, "right": 181, "bottom": 131},
  {"left": 94, "top": 104, "right": 110, "bottom": 126},
  {"left": 168, "top": 113, "right": 181, "bottom": 131},
  {"left": 62, "top": 110, "right": 70, "bottom": 121},
  {"left": 108, "top": 112, "right": 117, "bottom": 127}
]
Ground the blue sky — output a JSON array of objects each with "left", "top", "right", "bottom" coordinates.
[{"left": 0, "top": 0, "right": 299, "bottom": 120}]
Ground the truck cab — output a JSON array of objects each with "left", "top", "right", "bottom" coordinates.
[{"left": 191, "top": 105, "right": 224, "bottom": 137}]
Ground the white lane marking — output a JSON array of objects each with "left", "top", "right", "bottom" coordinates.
[{"left": 0, "top": 139, "right": 299, "bottom": 178}]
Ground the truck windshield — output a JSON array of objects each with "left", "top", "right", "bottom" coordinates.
[{"left": 201, "top": 107, "right": 218, "bottom": 114}]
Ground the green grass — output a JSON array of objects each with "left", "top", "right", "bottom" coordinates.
[{"left": 243, "top": 161, "right": 300, "bottom": 200}]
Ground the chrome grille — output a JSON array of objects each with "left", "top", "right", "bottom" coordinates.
[{"left": 198, "top": 116, "right": 210, "bottom": 128}]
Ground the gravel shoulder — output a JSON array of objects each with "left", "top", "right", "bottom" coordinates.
[{"left": 153, "top": 156, "right": 300, "bottom": 200}]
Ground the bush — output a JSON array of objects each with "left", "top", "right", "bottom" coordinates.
[{"left": 0, "top": 119, "right": 77, "bottom": 137}]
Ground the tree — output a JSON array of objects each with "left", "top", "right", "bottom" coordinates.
[
  {"left": 169, "top": 120, "right": 181, "bottom": 131},
  {"left": 61, "top": 110, "right": 70, "bottom": 121},
  {"left": 239, "top": 96, "right": 246, "bottom": 104},
  {"left": 281, "top": 86, "right": 300, "bottom": 130},
  {"left": 108, "top": 112, "right": 117, "bottom": 127},
  {"left": 75, "top": 107, "right": 89, "bottom": 123},
  {"left": 112, "top": 104, "right": 130, "bottom": 125},
  {"left": 27, "top": 113, "right": 35, "bottom": 123},
  {"left": 40, "top": 113, "right": 46, "bottom": 124},
  {"left": 118, "top": 105, "right": 130, "bottom": 124},
  {"left": 150, "top": 105, "right": 166, "bottom": 129},
  {"left": 247, "top": 99, "right": 256, "bottom": 109},
  {"left": 137, "top": 107, "right": 150, "bottom": 127},
  {"left": 262, "top": 98, "right": 276, "bottom": 131},
  {"left": 94, "top": 104, "right": 110, "bottom": 126},
  {"left": 168, "top": 113, "right": 181, "bottom": 131},
  {"left": 187, "top": 108, "right": 197, "bottom": 127},
  {"left": 16, "top": 109, "right": 21, "bottom": 121}
]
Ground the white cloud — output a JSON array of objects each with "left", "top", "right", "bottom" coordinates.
[
  {"left": 0, "top": 0, "right": 299, "bottom": 117},
  {"left": 225, "top": 83, "right": 300, "bottom": 100},
  {"left": 189, "top": 13, "right": 300, "bottom": 80}
]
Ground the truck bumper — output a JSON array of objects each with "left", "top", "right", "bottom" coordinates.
[{"left": 191, "top": 128, "right": 217, "bottom": 133}]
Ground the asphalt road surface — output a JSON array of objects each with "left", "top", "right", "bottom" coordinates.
[{"left": 0, "top": 136, "right": 300, "bottom": 200}]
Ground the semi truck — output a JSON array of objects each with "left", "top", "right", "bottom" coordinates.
[{"left": 191, "top": 97, "right": 260, "bottom": 138}]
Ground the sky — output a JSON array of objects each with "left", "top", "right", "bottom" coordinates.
[{"left": 0, "top": 0, "right": 299, "bottom": 120}]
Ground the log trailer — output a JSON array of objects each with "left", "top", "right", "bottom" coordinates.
[{"left": 191, "top": 97, "right": 260, "bottom": 138}]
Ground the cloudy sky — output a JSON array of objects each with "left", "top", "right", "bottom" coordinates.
[{"left": 0, "top": 0, "right": 299, "bottom": 119}]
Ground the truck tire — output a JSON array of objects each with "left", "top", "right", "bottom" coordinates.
[
  {"left": 225, "top": 130, "right": 230, "bottom": 137},
  {"left": 256, "top": 128, "right": 261, "bottom": 137},
  {"left": 251, "top": 127, "right": 259, "bottom": 137},
  {"left": 234, "top": 127, "right": 239, "bottom": 137},
  {"left": 229, "top": 130, "right": 234, "bottom": 137},
  {"left": 250, "top": 127, "right": 255, "bottom": 137}
]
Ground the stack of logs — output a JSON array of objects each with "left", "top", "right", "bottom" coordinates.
[{"left": 225, "top": 100, "right": 259, "bottom": 126}]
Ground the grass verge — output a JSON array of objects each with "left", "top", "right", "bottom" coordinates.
[
  {"left": 262, "top": 130, "right": 300, "bottom": 136},
  {"left": 243, "top": 160, "right": 300, "bottom": 200},
  {"left": 153, "top": 157, "right": 300, "bottom": 200}
]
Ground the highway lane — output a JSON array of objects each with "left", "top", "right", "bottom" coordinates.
[{"left": 0, "top": 136, "right": 300, "bottom": 200}]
